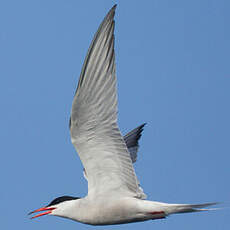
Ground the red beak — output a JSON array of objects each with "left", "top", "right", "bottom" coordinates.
[{"left": 28, "top": 207, "right": 56, "bottom": 219}]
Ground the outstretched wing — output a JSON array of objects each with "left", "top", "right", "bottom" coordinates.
[{"left": 70, "top": 5, "right": 146, "bottom": 199}]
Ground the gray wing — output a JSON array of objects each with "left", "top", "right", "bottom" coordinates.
[
  {"left": 83, "top": 123, "right": 147, "bottom": 199},
  {"left": 124, "top": 123, "right": 146, "bottom": 163},
  {"left": 70, "top": 5, "right": 146, "bottom": 199},
  {"left": 83, "top": 123, "right": 146, "bottom": 178}
]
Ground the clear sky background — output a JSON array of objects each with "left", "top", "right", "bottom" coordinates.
[{"left": 0, "top": 0, "right": 229, "bottom": 229}]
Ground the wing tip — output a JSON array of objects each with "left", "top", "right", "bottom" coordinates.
[
  {"left": 140, "top": 123, "right": 147, "bottom": 130},
  {"left": 105, "top": 4, "right": 117, "bottom": 21},
  {"left": 137, "top": 123, "right": 147, "bottom": 137},
  {"left": 111, "top": 4, "right": 117, "bottom": 11}
]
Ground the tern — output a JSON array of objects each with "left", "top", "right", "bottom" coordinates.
[{"left": 29, "top": 5, "right": 217, "bottom": 225}]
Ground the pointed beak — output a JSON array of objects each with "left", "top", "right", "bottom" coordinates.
[{"left": 28, "top": 207, "right": 56, "bottom": 219}]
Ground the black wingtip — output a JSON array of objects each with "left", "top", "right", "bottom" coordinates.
[
  {"left": 138, "top": 123, "right": 147, "bottom": 131},
  {"left": 108, "top": 4, "right": 117, "bottom": 18},
  {"left": 112, "top": 4, "right": 117, "bottom": 10},
  {"left": 141, "top": 123, "right": 147, "bottom": 128}
]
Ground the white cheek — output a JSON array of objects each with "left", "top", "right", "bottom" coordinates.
[{"left": 51, "top": 204, "right": 74, "bottom": 218}]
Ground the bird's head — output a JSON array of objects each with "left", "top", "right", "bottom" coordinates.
[{"left": 29, "top": 196, "right": 80, "bottom": 219}]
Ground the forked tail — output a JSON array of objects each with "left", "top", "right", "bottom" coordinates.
[{"left": 166, "top": 202, "right": 219, "bottom": 215}]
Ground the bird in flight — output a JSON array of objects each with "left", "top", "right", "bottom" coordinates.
[{"left": 29, "top": 4, "right": 217, "bottom": 225}]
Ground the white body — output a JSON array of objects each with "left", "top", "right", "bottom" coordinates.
[
  {"left": 52, "top": 197, "right": 167, "bottom": 225},
  {"left": 51, "top": 197, "right": 215, "bottom": 225},
  {"left": 30, "top": 5, "right": 217, "bottom": 225}
]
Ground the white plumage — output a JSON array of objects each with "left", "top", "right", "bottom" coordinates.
[{"left": 29, "top": 5, "right": 217, "bottom": 225}]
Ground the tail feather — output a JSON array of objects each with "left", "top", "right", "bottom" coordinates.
[{"left": 166, "top": 202, "right": 219, "bottom": 215}]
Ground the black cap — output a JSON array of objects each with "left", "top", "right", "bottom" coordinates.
[{"left": 47, "top": 196, "right": 80, "bottom": 207}]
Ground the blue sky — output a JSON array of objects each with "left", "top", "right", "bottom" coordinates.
[{"left": 0, "top": 0, "right": 229, "bottom": 229}]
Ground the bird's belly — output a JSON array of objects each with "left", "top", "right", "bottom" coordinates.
[{"left": 76, "top": 198, "right": 151, "bottom": 225}]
